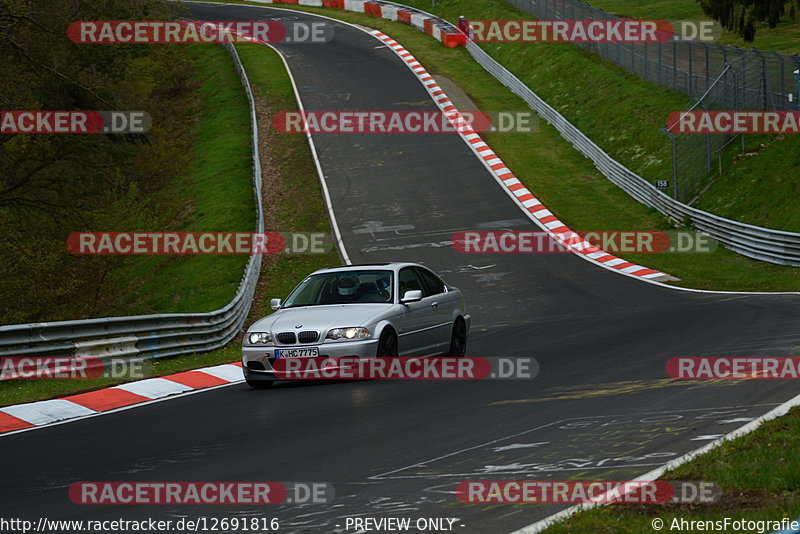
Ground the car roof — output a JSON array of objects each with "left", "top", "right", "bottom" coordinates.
[{"left": 310, "top": 262, "right": 425, "bottom": 275}]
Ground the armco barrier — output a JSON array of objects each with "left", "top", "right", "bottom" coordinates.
[{"left": 0, "top": 41, "right": 265, "bottom": 371}]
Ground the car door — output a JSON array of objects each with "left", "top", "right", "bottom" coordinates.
[
  {"left": 416, "top": 266, "right": 456, "bottom": 350},
  {"left": 396, "top": 267, "right": 439, "bottom": 355}
]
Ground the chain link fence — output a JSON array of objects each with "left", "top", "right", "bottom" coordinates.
[
  {"left": 506, "top": 0, "right": 800, "bottom": 111},
  {"left": 504, "top": 0, "right": 800, "bottom": 203},
  {"left": 662, "top": 63, "right": 748, "bottom": 202}
]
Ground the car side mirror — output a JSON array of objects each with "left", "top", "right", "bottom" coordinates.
[
  {"left": 400, "top": 290, "right": 423, "bottom": 304},
  {"left": 270, "top": 298, "right": 282, "bottom": 310}
]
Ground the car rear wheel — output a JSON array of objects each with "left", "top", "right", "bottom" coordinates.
[
  {"left": 447, "top": 318, "right": 467, "bottom": 357},
  {"left": 377, "top": 328, "right": 398, "bottom": 357}
]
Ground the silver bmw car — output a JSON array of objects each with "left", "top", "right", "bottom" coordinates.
[{"left": 242, "top": 262, "right": 470, "bottom": 388}]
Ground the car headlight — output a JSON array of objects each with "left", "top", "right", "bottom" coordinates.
[
  {"left": 326, "top": 327, "right": 370, "bottom": 341},
  {"left": 248, "top": 332, "right": 272, "bottom": 344}
]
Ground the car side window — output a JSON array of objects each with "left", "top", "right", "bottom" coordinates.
[
  {"left": 399, "top": 267, "right": 428, "bottom": 298},
  {"left": 416, "top": 267, "right": 446, "bottom": 295}
]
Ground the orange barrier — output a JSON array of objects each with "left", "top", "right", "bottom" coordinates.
[{"left": 443, "top": 32, "right": 467, "bottom": 48}]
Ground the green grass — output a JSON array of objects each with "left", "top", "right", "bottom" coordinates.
[
  {"left": 218, "top": 0, "right": 800, "bottom": 292},
  {"left": 586, "top": 0, "right": 800, "bottom": 54},
  {"left": 694, "top": 135, "right": 800, "bottom": 230},
  {"left": 0, "top": 43, "right": 340, "bottom": 408},
  {"left": 233, "top": 42, "right": 342, "bottom": 319},
  {"left": 96, "top": 44, "right": 254, "bottom": 317},
  {"left": 543, "top": 406, "right": 800, "bottom": 533}
]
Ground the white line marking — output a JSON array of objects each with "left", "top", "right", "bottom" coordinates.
[
  {"left": 198, "top": 364, "right": 244, "bottom": 382},
  {"left": 115, "top": 378, "right": 193, "bottom": 399},
  {"left": 2, "top": 400, "right": 96, "bottom": 426}
]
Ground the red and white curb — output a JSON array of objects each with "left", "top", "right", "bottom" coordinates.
[
  {"left": 0, "top": 363, "right": 243, "bottom": 435},
  {"left": 370, "top": 30, "right": 668, "bottom": 281}
]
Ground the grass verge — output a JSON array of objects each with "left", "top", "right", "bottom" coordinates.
[
  {"left": 96, "top": 44, "right": 254, "bottom": 317},
  {"left": 542, "top": 406, "right": 800, "bottom": 533},
  {"left": 0, "top": 42, "right": 339, "bottom": 407}
]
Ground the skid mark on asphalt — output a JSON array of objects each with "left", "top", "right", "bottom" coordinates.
[
  {"left": 356, "top": 218, "right": 532, "bottom": 254},
  {"left": 224, "top": 406, "right": 770, "bottom": 533},
  {"left": 259, "top": 406, "right": 774, "bottom": 531},
  {"left": 369, "top": 404, "right": 776, "bottom": 480},
  {"left": 491, "top": 378, "right": 745, "bottom": 405},
  {"left": 232, "top": 484, "right": 461, "bottom": 533}
]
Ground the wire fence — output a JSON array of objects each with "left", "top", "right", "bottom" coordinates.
[
  {"left": 506, "top": 0, "right": 800, "bottom": 111},
  {"left": 504, "top": 0, "right": 800, "bottom": 203},
  {"left": 662, "top": 63, "right": 747, "bottom": 202}
]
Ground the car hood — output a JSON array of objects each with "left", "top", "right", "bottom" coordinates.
[{"left": 249, "top": 304, "right": 394, "bottom": 334}]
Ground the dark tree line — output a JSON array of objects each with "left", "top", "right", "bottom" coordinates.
[{"left": 697, "top": 0, "right": 799, "bottom": 41}]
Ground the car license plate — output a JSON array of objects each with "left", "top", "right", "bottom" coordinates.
[{"left": 275, "top": 347, "right": 319, "bottom": 358}]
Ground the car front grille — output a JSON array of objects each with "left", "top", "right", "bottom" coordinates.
[
  {"left": 298, "top": 330, "right": 319, "bottom": 343},
  {"left": 276, "top": 332, "right": 297, "bottom": 345},
  {"left": 275, "top": 331, "right": 320, "bottom": 345}
]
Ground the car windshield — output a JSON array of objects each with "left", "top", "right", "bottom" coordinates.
[{"left": 282, "top": 270, "right": 394, "bottom": 308}]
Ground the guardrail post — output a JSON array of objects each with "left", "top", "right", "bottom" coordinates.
[
  {"left": 661, "top": 128, "right": 679, "bottom": 201},
  {"left": 673, "top": 41, "right": 678, "bottom": 91},
  {"left": 795, "top": 65, "right": 800, "bottom": 110}
]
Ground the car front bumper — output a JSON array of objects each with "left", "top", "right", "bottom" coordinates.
[{"left": 242, "top": 338, "right": 380, "bottom": 380}]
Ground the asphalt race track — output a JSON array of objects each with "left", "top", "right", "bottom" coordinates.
[{"left": 3, "top": 3, "right": 799, "bottom": 533}]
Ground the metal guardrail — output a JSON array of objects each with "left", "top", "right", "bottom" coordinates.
[
  {"left": 0, "top": 41, "right": 265, "bottom": 368},
  {"left": 465, "top": 41, "right": 800, "bottom": 266}
]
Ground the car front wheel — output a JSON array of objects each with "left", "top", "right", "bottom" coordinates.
[
  {"left": 377, "top": 328, "right": 398, "bottom": 357},
  {"left": 447, "top": 318, "right": 467, "bottom": 357}
]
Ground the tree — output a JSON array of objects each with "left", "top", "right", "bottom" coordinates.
[
  {"left": 696, "top": 0, "right": 799, "bottom": 42},
  {"left": 0, "top": 0, "right": 198, "bottom": 323}
]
